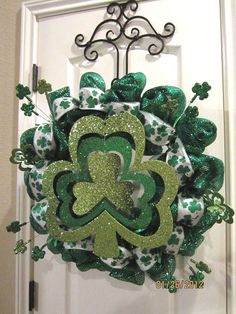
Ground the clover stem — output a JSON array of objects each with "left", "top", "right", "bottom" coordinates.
[
  {"left": 184, "top": 257, "right": 192, "bottom": 268},
  {"left": 173, "top": 102, "right": 190, "bottom": 128},
  {"left": 19, "top": 222, "right": 28, "bottom": 227},
  {"left": 25, "top": 95, "right": 32, "bottom": 102},
  {"left": 32, "top": 110, "right": 39, "bottom": 116},
  {"left": 173, "top": 92, "right": 200, "bottom": 127},
  {"left": 190, "top": 94, "right": 198, "bottom": 104},
  {"left": 41, "top": 243, "right": 47, "bottom": 250},
  {"left": 34, "top": 107, "right": 50, "bottom": 120},
  {"left": 174, "top": 91, "right": 199, "bottom": 127},
  {"left": 190, "top": 258, "right": 197, "bottom": 265},
  {"left": 25, "top": 95, "right": 51, "bottom": 120},
  {"left": 189, "top": 266, "right": 196, "bottom": 274}
]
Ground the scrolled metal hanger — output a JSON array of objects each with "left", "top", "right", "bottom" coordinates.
[{"left": 74, "top": 0, "right": 175, "bottom": 81}]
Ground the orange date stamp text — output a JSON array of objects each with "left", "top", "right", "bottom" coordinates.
[{"left": 155, "top": 280, "right": 204, "bottom": 289}]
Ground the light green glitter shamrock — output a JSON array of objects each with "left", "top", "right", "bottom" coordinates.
[
  {"left": 14, "top": 239, "right": 29, "bottom": 254},
  {"left": 204, "top": 190, "right": 234, "bottom": 223},
  {"left": 37, "top": 79, "right": 52, "bottom": 94},
  {"left": 43, "top": 112, "right": 178, "bottom": 258}
]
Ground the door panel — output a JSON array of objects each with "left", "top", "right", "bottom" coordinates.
[{"left": 32, "top": 1, "right": 226, "bottom": 313}]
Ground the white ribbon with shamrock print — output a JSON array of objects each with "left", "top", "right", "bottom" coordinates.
[
  {"left": 166, "top": 137, "right": 194, "bottom": 185},
  {"left": 64, "top": 240, "right": 133, "bottom": 269},
  {"left": 132, "top": 248, "right": 162, "bottom": 271},
  {"left": 30, "top": 199, "right": 48, "bottom": 232},
  {"left": 53, "top": 97, "right": 78, "bottom": 120},
  {"left": 177, "top": 194, "right": 204, "bottom": 226},
  {"left": 100, "top": 247, "right": 133, "bottom": 269},
  {"left": 28, "top": 161, "right": 48, "bottom": 201},
  {"left": 34, "top": 124, "right": 56, "bottom": 159},
  {"left": 33, "top": 98, "right": 78, "bottom": 158},
  {"left": 164, "top": 226, "right": 185, "bottom": 255}
]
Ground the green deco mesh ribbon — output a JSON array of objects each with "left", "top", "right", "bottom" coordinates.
[{"left": 8, "top": 72, "right": 234, "bottom": 290}]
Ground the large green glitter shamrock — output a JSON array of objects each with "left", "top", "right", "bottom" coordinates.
[
  {"left": 55, "top": 136, "right": 157, "bottom": 231},
  {"left": 43, "top": 113, "right": 178, "bottom": 258}
]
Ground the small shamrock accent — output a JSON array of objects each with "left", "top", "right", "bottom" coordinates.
[
  {"left": 16, "top": 84, "right": 31, "bottom": 100},
  {"left": 144, "top": 124, "right": 155, "bottom": 137},
  {"left": 204, "top": 190, "right": 234, "bottom": 224},
  {"left": 189, "top": 270, "right": 205, "bottom": 288},
  {"left": 10, "top": 149, "right": 24, "bottom": 164},
  {"left": 186, "top": 106, "right": 199, "bottom": 118},
  {"left": 176, "top": 165, "right": 190, "bottom": 175},
  {"left": 188, "top": 200, "right": 201, "bottom": 213},
  {"left": 130, "top": 106, "right": 140, "bottom": 117},
  {"left": 14, "top": 239, "right": 29, "bottom": 254},
  {"left": 87, "top": 96, "right": 98, "bottom": 108},
  {"left": 190, "top": 259, "right": 211, "bottom": 274},
  {"left": 31, "top": 246, "right": 46, "bottom": 261},
  {"left": 6, "top": 221, "right": 27, "bottom": 233},
  {"left": 59, "top": 100, "right": 70, "bottom": 109},
  {"left": 167, "top": 234, "right": 179, "bottom": 245},
  {"left": 37, "top": 79, "right": 52, "bottom": 94},
  {"left": 9, "top": 148, "right": 37, "bottom": 170},
  {"left": 170, "top": 141, "right": 179, "bottom": 154},
  {"left": 191, "top": 82, "right": 211, "bottom": 103},
  {"left": 37, "top": 137, "right": 48, "bottom": 148},
  {"left": 162, "top": 274, "right": 177, "bottom": 293},
  {"left": 21, "top": 102, "right": 37, "bottom": 116},
  {"left": 140, "top": 255, "right": 152, "bottom": 266}
]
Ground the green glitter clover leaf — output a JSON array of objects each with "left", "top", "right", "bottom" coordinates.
[
  {"left": 16, "top": 84, "right": 31, "bottom": 100},
  {"left": 204, "top": 189, "right": 234, "bottom": 223},
  {"left": 31, "top": 246, "right": 46, "bottom": 261},
  {"left": 21, "top": 102, "right": 38, "bottom": 117},
  {"left": 43, "top": 112, "right": 179, "bottom": 258},
  {"left": 14, "top": 239, "right": 30, "bottom": 254},
  {"left": 36, "top": 79, "right": 55, "bottom": 118},
  {"left": 10, "top": 148, "right": 37, "bottom": 171},
  {"left": 37, "top": 80, "right": 52, "bottom": 94},
  {"left": 6, "top": 221, "right": 27, "bottom": 233},
  {"left": 10, "top": 148, "right": 25, "bottom": 164},
  {"left": 190, "top": 259, "right": 211, "bottom": 274},
  {"left": 191, "top": 82, "right": 211, "bottom": 103},
  {"left": 189, "top": 269, "right": 205, "bottom": 288}
]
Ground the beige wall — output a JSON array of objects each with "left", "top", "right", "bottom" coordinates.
[{"left": 0, "top": 1, "right": 30, "bottom": 313}]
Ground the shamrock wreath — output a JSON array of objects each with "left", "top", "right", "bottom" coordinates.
[{"left": 8, "top": 72, "right": 234, "bottom": 292}]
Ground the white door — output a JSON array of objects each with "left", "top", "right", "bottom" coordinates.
[{"left": 17, "top": 0, "right": 236, "bottom": 313}]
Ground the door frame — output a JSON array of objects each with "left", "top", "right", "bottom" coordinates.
[{"left": 17, "top": 0, "right": 236, "bottom": 313}]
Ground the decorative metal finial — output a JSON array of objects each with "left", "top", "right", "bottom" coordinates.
[{"left": 75, "top": 0, "right": 175, "bottom": 80}]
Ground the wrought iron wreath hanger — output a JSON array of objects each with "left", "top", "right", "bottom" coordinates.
[{"left": 75, "top": 0, "right": 175, "bottom": 81}]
